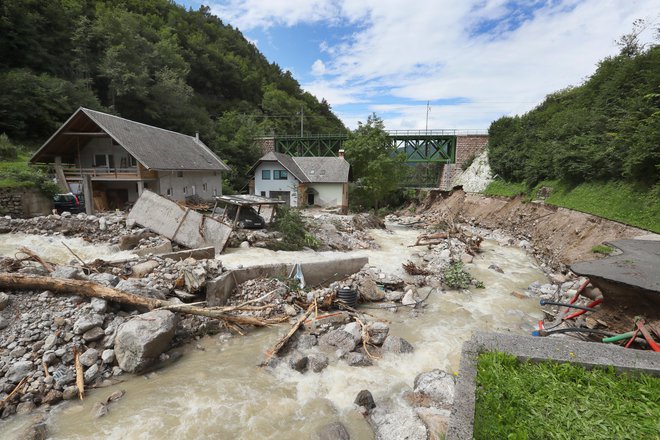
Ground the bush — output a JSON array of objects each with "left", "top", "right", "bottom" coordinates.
[
  {"left": 442, "top": 261, "right": 484, "bottom": 289},
  {"left": 0, "top": 134, "right": 17, "bottom": 161},
  {"left": 461, "top": 153, "right": 477, "bottom": 171},
  {"left": 269, "top": 207, "right": 319, "bottom": 251}
]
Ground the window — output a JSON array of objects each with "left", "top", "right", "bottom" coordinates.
[
  {"left": 274, "top": 170, "right": 288, "bottom": 180},
  {"left": 129, "top": 156, "right": 137, "bottom": 167},
  {"left": 177, "top": 171, "right": 183, "bottom": 178},
  {"left": 166, "top": 188, "right": 172, "bottom": 196},
  {"left": 262, "top": 170, "right": 271, "bottom": 180},
  {"left": 94, "top": 154, "right": 108, "bottom": 167},
  {"left": 260, "top": 191, "right": 266, "bottom": 197},
  {"left": 213, "top": 188, "right": 218, "bottom": 196},
  {"left": 183, "top": 186, "right": 188, "bottom": 194},
  {"left": 202, "top": 183, "right": 208, "bottom": 192}
]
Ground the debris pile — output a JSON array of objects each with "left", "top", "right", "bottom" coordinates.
[{"left": 305, "top": 212, "right": 381, "bottom": 251}]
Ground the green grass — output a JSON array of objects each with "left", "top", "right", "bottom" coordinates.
[
  {"left": 483, "top": 180, "right": 528, "bottom": 197},
  {"left": 474, "top": 352, "right": 660, "bottom": 440},
  {"left": 0, "top": 152, "right": 59, "bottom": 195},
  {"left": 482, "top": 179, "right": 660, "bottom": 233},
  {"left": 591, "top": 244, "right": 614, "bottom": 254}
]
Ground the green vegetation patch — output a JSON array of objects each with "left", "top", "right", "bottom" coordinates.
[
  {"left": 442, "top": 261, "right": 484, "bottom": 289},
  {"left": 269, "top": 207, "right": 319, "bottom": 251},
  {"left": 483, "top": 180, "right": 528, "bottom": 198},
  {"left": 0, "top": 150, "right": 59, "bottom": 196},
  {"left": 591, "top": 245, "right": 614, "bottom": 254},
  {"left": 542, "top": 180, "right": 660, "bottom": 233},
  {"left": 474, "top": 352, "right": 660, "bottom": 440}
]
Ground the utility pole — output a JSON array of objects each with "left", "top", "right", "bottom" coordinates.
[
  {"left": 300, "top": 105, "right": 304, "bottom": 136},
  {"left": 425, "top": 100, "right": 430, "bottom": 133}
]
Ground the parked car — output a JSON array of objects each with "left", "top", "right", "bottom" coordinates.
[
  {"left": 225, "top": 205, "right": 265, "bottom": 229},
  {"left": 53, "top": 193, "right": 85, "bottom": 214}
]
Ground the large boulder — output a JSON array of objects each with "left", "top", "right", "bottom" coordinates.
[
  {"left": 382, "top": 335, "right": 414, "bottom": 354},
  {"left": 319, "top": 329, "right": 358, "bottom": 354},
  {"left": 316, "top": 421, "right": 351, "bottom": 440},
  {"left": 5, "top": 361, "right": 34, "bottom": 384},
  {"left": 114, "top": 310, "right": 177, "bottom": 373}
]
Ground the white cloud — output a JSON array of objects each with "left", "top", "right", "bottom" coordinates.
[
  {"left": 311, "top": 59, "right": 327, "bottom": 75},
  {"left": 211, "top": 0, "right": 659, "bottom": 129}
]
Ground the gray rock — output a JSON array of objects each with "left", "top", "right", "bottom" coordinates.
[
  {"left": 488, "top": 264, "right": 504, "bottom": 274},
  {"left": 51, "top": 266, "right": 84, "bottom": 280},
  {"left": 369, "top": 405, "right": 427, "bottom": 440},
  {"left": 296, "top": 334, "right": 317, "bottom": 350},
  {"left": 98, "top": 217, "right": 107, "bottom": 231},
  {"left": 382, "top": 335, "right": 414, "bottom": 354},
  {"left": 401, "top": 289, "right": 418, "bottom": 306},
  {"left": 88, "top": 273, "right": 120, "bottom": 287},
  {"left": 307, "top": 353, "right": 329, "bottom": 373},
  {"left": 91, "top": 401, "right": 108, "bottom": 418},
  {"left": 62, "top": 386, "right": 78, "bottom": 400},
  {"left": 101, "top": 349, "right": 115, "bottom": 364},
  {"left": 115, "top": 279, "right": 167, "bottom": 301},
  {"left": 366, "top": 322, "right": 389, "bottom": 346},
  {"left": 43, "top": 334, "right": 58, "bottom": 350},
  {"left": 10, "top": 346, "right": 27, "bottom": 358},
  {"left": 114, "top": 310, "right": 177, "bottom": 373},
  {"left": 79, "top": 348, "right": 99, "bottom": 367},
  {"left": 287, "top": 351, "right": 308, "bottom": 372},
  {"left": 17, "top": 420, "right": 47, "bottom": 440},
  {"left": 42, "top": 352, "right": 57, "bottom": 365},
  {"left": 384, "top": 290, "right": 404, "bottom": 302},
  {"left": 5, "top": 361, "right": 33, "bottom": 384},
  {"left": 316, "top": 421, "right": 350, "bottom": 440},
  {"left": 412, "top": 369, "right": 455, "bottom": 408},
  {"left": 0, "top": 292, "right": 10, "bottom": 310},
  {"left": 82, "top": 326, "right": 105, "bottom": 342},
  {"left": 91, "top": 298, "right": 108, "bottom": 313},
  {"left": 354, "top": 389, "right": 376, "bottom": 410},
  {"left": 319, "top": 329, "right": 357, "bottom": 354},
  {"left": 130, "top": 260, "right": 160, "bottom": 278},
  {"left": 52, "top": 367, "right": 75, "bottom": 387},
  {"left": 342, "top": 322, "right": 363, "bottom": 344},
  {"left": 84, "top": 363, "right": 99, "bottom": 384},
  {"left": 345, "top": 352, "right": 372, "bottom": 367},
  {"left": 359, "top": 278, "right": 385, "bottom": 301},
  {"left": 16, "top": 401, "right": 36, "bottom": 415},
  {"left": 73, "top": 314, "right": 104, "bottom": 335},
  {"left": 0, "top": 315, "right": 8, "bottom": 330}
]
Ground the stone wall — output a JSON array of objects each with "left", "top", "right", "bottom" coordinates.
[
  {"left": 0, "top": 187, "right": 52, "bottom": 218},
  {"left": 438, "top": 135, "right": 488, "bottom": 190}
]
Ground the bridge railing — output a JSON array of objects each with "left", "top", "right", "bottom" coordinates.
[{"left": 386, "top": 129, "right": 488, "bottom": 136}]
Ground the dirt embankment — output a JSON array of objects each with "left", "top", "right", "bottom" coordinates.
[{"left": 419, "top": 190, "right": 654, "bottom": 272}]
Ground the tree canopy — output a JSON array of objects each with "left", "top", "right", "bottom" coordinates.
[
  {"left": 0, "top": 0, "right": 346, "bottom": 190},
  {"left": 344, "top": 114, "right": 408, "bottom": 210},
  {"left": 488, "top": 30, "right": 659, "bottom": 188}
]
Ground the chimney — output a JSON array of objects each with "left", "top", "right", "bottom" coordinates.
[
  {"left": 195, "top": 132, "right": 199, "bottom": 141},
  {"left": 338, "top": 149, "right": 345, "bottom": 159}
]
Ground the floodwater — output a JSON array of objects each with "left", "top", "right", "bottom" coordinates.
[{"left": 1, "top": 226, "right": 546, "bottom": 439}]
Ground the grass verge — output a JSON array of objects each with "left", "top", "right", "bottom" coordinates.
[
  {"left": 474, "top": 352, "right": 660, "bottom": 440},
  {"left": 482, "top": 179, "right": 660, "bottom": 233},
  {"left": 0, "top": 152, "right": 59, "bottom": 195}
]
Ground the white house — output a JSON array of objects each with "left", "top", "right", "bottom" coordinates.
[
  {"left": 30, "top": 108, "right": 229, "bottom": 211},
  {"left": 251, "top": 151, "right": 350, "bottom": 212}
]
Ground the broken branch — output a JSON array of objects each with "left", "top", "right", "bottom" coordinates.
[{"left": 260, "top": 302, "right": 316, "bottom": 366}]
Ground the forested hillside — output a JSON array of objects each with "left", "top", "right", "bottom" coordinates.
[
  {"left": 488, "top": 38, "right": 659, "bottom": 188},
  {"left": 0, "top": 0, "right": 345, "bottom": 189}
]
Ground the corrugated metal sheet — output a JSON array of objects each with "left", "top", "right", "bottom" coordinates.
[{"left": 82, "top": 109, "right": 229, "bottom": 171}]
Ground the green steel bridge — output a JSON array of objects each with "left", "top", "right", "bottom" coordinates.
[{"left": 268, "top": 130, "right": 488, "bottom": 187}]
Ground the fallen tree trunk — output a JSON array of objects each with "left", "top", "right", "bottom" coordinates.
[
  {"left": 0, "top": 274, "right": 284, "bottom": 327},
  {"left": 260, "top": 302, "right": 315, "bottom": 366}
]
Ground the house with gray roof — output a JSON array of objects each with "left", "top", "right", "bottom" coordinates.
[
  {"left": 250, "top": 151, "right": 350, "bottom": 212},
  {"left": 30, "top": 107, "right": 229, "bottom": 212}
]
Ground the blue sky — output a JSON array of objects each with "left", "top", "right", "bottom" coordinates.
[{"left": 177, "top": 0, "right": 657, "bottom": 130}]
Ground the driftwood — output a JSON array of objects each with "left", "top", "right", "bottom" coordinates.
[
  {"left": 74, "top": 347, "right": 85, "bottom": 400},
  {"left": 0, "top": 274, "right": 285, "bottom": 327},
  {"left": 0, "top": 377, "right": 28, "bottom": 410},
  {"left": 260, "top": 302, "right": 316, "bottom": 366},
  {"left": 402, "top": 261, "right": 431, "bottom": 276},
  {"left": 411, "top": 232, "right": 448, "bottom": 247}
]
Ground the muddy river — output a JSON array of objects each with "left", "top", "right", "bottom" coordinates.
[{"left": 1, "top": 226, "right": 546, "bottom": 439}]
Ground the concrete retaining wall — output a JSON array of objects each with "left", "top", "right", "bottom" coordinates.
[
  {"left": 206, "top": 256, "right": 369, "bottom": 306},
  {"left": 447, "top": 332, "right": 660, "bottom": 440}
]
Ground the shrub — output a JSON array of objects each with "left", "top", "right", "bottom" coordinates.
[
  {"left": 442, "top": 261, "right": 484, "bottom": 289},
  {"left": 0, "top": 134, "right": 18, "bottom": 161},
  {"left": 269, "top": 207, "right": 319, "bottom": 251}
]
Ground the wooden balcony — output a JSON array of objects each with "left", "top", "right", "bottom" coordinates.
[{"left": 60, "top": 165, "right": 158, "bottom": 181}]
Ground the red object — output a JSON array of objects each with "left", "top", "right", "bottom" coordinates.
[
  {"left": 636, "top": 320, "right": 660, "bottom": 352},
  {"left": 563, "top": 298, "right": 603, "bottom": 321},
  {"left": 568, "top": 279, "right": 590, "bottom": 305},
  {"left": 624, "top": 329, "right": 640, "bottom": 348}
]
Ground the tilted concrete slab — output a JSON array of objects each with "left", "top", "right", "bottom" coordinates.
[
  {"left": 571, "top": 239, "right": 660, "bottom": 294},
  {"left": 127, "top": 190, "right": 232, "bottom": 253},
  {"left": 446, "top": 332, "right": 660, "bottom": 440},
  {"left": 207, "top": 257, "right": 368, "bottom": 306}
]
